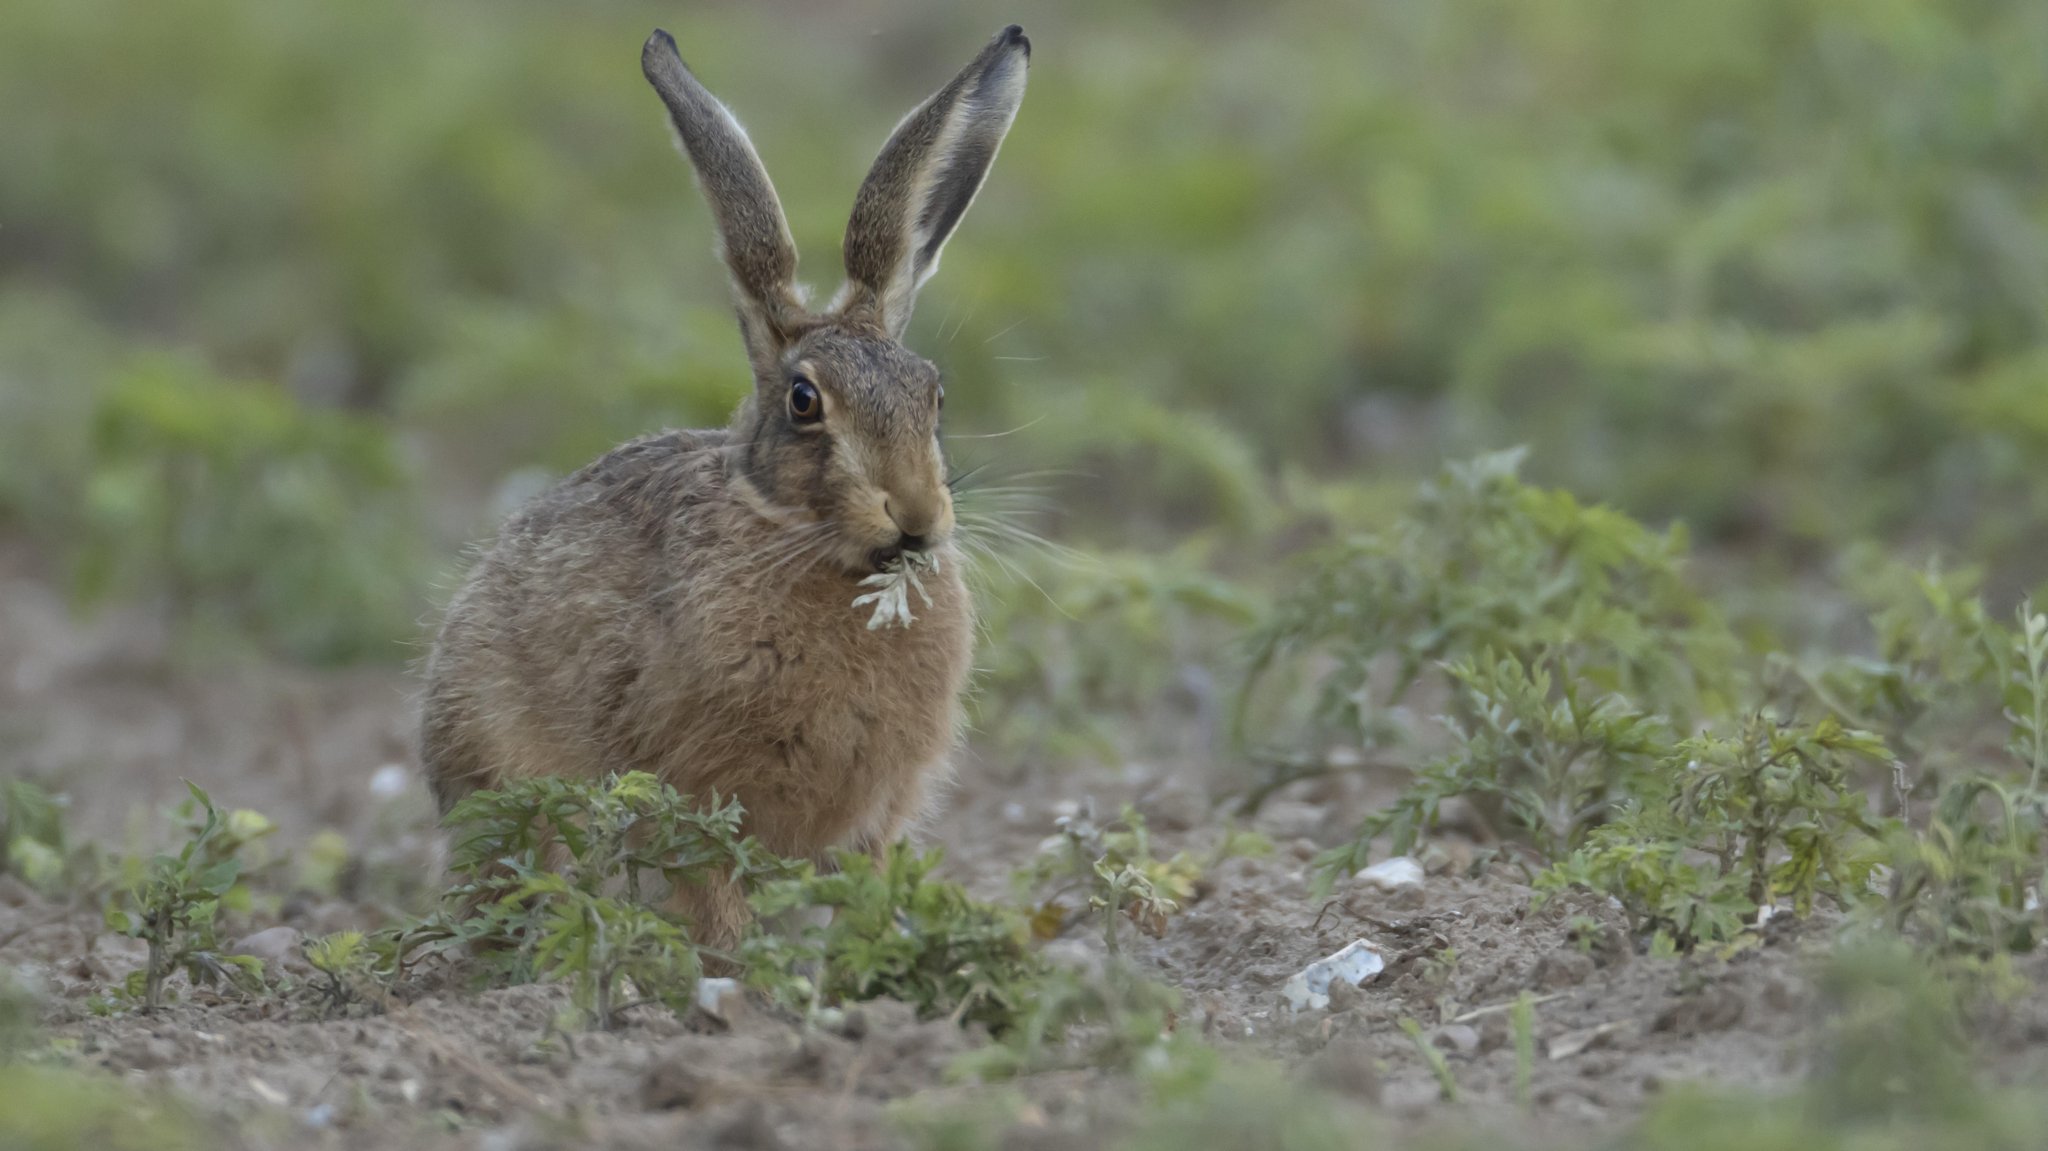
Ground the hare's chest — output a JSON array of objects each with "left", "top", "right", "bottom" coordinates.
[{"left": 667, "top": 560, "right": 973, "bottom": 819}]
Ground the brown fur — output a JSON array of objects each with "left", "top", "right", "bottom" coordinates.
[{"left": 420, "top": 26, "right": 1030, "bottom": 948}]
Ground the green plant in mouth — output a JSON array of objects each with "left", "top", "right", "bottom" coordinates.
[
  {"left": 746, "top": 842, "right": 1042, "bottom": 1032},
  {"left": 103, "top": 782, "right": 271, "bottom": 1012}
]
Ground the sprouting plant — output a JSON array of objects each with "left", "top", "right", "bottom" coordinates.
[
  {"left": 745, "top": 843, "right": 1042, "bottom": 1032},
  {"left": 388, "top": 772, "right": 788, "bottom": 1027},
  {"left": 2007, "top": 602, "right": 2047, "bottom": 794},
  {"left": 1, "top": 779, "right": 81, "bottom": 894},
  {"left": 1510, "top": 992, "right": 1537, "bottom": 1111},
  {"left": 1240, "top": 449, "right": 1738, "bottom": 805},
  {"left": 1539, "top": 716, "right": 1890, "bottom": 949},
  {"left": 1316, "top": 651, "right": 1671, "bottom": 888},
  {"left": 303, "top": 930, "right": 376, "bottom": 1016},
  {"left": 1884, "top": 776, "right": 2044, "bottom": 957},
  {"left": 519, "top": 870, "right": 703, "bottom": 1028},
  {"left": 1013, "top": 804, "right": 1205, "bottom": 954},
  {"left": 955, "top": 958, "right": 1184, "bottom": 1080},
  {"left": 104, "top": 783, "right": 270, "bottom": 1012},
  {"left": 1399, "top": 1017, "right": 1459, "bottom": 1102}
]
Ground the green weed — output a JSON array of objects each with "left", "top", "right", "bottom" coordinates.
[
  {"left": 746, "top": 843, "right": 1042, "bottom": 1032},
  {"left": 102, "top": 783, "right": 271, "bottom": 1012}
]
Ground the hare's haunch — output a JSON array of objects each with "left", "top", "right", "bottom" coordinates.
[{"left": 420, "top": 26, "right": 1030, "bottom": 947}]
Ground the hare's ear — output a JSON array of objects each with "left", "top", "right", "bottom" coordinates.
[
  {"left": 642, "top": 30, "right": 807, "bottom": 374},
  {"left": 837, "top": 25, "right": 1030, "bottom": 337}
]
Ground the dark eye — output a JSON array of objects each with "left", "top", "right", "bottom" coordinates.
[
  {"left": 937, "top": 383, "right": 945, "bottom": 410},
  {"left": 789, "top": 376, "right": 822, "bottom": 424}
]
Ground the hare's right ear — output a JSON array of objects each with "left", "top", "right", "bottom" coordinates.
[
  {"left": 837, "top": 25, "right": 1030, "bottom": 338},
  {"left": 642, "top": 30, "right": 807, "bottom": 375}
]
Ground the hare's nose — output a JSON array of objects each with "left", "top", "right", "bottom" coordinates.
[{"left": 884, "top": 500, "right": 936, "bottom": 547}]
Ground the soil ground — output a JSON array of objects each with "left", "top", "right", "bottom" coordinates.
[{"left": 6, "top": 549, "right": 2044, "bottom": 1149}]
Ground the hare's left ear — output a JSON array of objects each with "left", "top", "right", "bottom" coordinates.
[{"left": 837, "top": 25, "right": 1030, "bottom": 337}]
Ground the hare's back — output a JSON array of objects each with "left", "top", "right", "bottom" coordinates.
[{"left": 421, "top": 428, "right": 730, "bottom": 804}]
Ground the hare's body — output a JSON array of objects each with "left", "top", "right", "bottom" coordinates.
[
  {"left": 421, "top": 27, "right": 1028, "bottom": 947},
  {"left": 423, "top": 429, "right": 972, "bottom": 853}
]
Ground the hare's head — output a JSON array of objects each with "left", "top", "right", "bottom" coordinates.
[{"left": 642, "top": 26, "right": 1029, "bottom": 574}]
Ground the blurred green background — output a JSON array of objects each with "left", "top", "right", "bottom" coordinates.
[{"left": 2, "top": 0, "right": 2045, "bottom": 665}]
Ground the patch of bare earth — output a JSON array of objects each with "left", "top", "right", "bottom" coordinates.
[{"left": 8, "top": 555, "right": 2028, "bottom": 1149}]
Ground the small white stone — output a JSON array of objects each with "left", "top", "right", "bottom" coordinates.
[
  {"left": 368, "top": 764, "right": 410, "bottom": 799},
  {"left": 248, "top": 1077, "right": 289, "bottom": 1106},
  {"left": 1279, "top": 939, "right": 1387, "bottom": 1012},
  {"left": 232, "top": 926, "right": 304, "bottom": 964},
  {"left": 1356, "top": 857, "right": 1425, "bottom": 892},
  {"left": 695, "top": 976, "right": 746, "bottom": 1021}
]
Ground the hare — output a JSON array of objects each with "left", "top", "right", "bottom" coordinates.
[{"left": 420, "top": 25, "right": 1030, "bottom": 947}]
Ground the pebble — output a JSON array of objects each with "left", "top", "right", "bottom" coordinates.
[
  {"left": 1355, "top": 856, "right": 1425, "bottom": 892},
  {"left": 1279, "top": 939, "right": 1386, "bottom": 1012},
  {"left": 232, "top": 926, "right": 304, "bottom": 965}
]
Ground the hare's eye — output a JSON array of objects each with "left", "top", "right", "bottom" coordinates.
[
  {"left": 788, "top": 377, "right": 823, "bottom": 424},
  {"left": 937, "top": 383, "right": 945, "bottom": 410}
]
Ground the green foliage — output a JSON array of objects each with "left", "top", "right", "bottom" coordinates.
[
  {"left": 302, "top": 930, "right": 375, "bottom": 1016},
  {"left": 1245, "top": 450, "right": 1736, "bottom": 797},
  {"left": 393, "top": 772, "right": 782, "bottom": 1027},
  {"left": 1325, "top": 652, "right": 1673, "bottom": 878},
  {"left": 76, "top": 358, "right": 421, "bottom": 662},
  {"left": 956, "top": 959, "right": 1185, "bottom": 1082},
  {"left": 746, "top": 843, "right": 1042, "bottom": 1033},
  {"left": 1883, "top": 776, "right": 2045, "bottom": 958},
  {"left": 0, "top": 779, "right": 84, "bottom": 895},
  {"left": 1540, "top": 717, "right": 1892, "bottom": 949},
  {"left": 1014, "top": 804, "right": 1259, "bottom": 953},
  {"left": 970, "top": 547, "right": 1257, "bottom": 762},
  {"left": 103, "top": 783, "right": 271, "bottom": 1012},
  {"left": 0, "top": 1066, "right": 209, "bottom": 1151}
]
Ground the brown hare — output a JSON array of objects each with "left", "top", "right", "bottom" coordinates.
[{"left": 420, "top": 25, "right": 1031, "bottom": 947}]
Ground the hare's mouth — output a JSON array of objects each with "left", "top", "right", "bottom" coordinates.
[{"left": 867, "top": 544, "right": 906, "bottom": 572}]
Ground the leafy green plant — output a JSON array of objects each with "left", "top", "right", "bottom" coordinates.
[
  {"left": 75, "top": 357, "right": 422, "bottom": 662},
  {"left": 1242, "top": 450, "right": 1738, "bottom": 808},
  {"left": 1399, "top": 1017, "right": 1459, "bottom": 1103},
  {"left": 1322, "top": 652, "right": 1672, "bottom": 882},
  {"left": 390, "top": 772, "right": 784, "bottom": 1027},
  {"left": 1539, "top": 716, "right": 1891, "bottom": 949},
  {"left": 746, "top": 843, "right": 1042, "bottom": 1032},
  {"left": 103, "top": 783, "right": 270, "bottom": 1012},
  {"left": 0, "top": 779, "right": 84, "bottom": 895},
  {"left": 956, "top": 958, "right": 1185, "bottom": 1081},
  {"left": 302, "top": 930, "right": 376, "bottom": 1017}
]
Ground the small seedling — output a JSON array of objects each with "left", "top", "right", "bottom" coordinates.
[
  {"left": 1398, "top": 1017, "right": 1459, "bottom": 1102},
  {"left": 1511, "top": 991, "right": 1537, "bottom": 1110},
  {"left": 747, "top": 842, "right": 1041, "bottom": 1031},
  {"left": 303, "top": 930, "right": 376, "bottom": 1016},
  {"left": 387, "top": 772, "right": 784, "bottom": 1029},
  {"left": 1013, "top": 804, "right": 1204, "bottom": 953},
  {"left": 103, "top": 782, "right": 269, "bottom": 1012}
]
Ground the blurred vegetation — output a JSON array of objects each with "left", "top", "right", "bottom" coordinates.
[{"left": 2, "top": 0, "right": 2044, "bottom": 670}]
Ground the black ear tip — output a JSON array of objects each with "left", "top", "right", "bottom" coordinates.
[
  {"left": 643, "top": 28, "right": 678, "bottom": 59},
  {"left": 997, "top": 24, "right": 1030, "bottom": 56}
]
